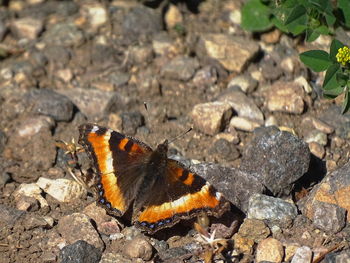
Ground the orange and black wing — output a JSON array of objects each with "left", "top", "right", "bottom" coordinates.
[
  {"left": 78, "top": 123, "right": 153, "bottom": 216},
  {"left": 134, "top": 159, "right": 230, "bottom": 233}
]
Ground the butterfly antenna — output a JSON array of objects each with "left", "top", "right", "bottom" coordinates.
[
  {"left": 143, "top": 102, "right": 152, "bottom": 134},
  {"left": 168, "top": 127, "right": 193, "bottom": 145}
]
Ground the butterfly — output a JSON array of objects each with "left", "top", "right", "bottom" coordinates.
[{"left": 78, "top": 123, "right": 229, "bottom": 234}]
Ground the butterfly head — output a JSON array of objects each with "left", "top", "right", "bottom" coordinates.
[{"left": 156, "top": 140, "right": 169, "bottom": 156}]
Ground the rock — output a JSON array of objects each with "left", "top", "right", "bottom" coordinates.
[
  {"left": 291, "top": 246, "right": 312, "bottom": 263},
  {"left": 152, "top": 33, "right": 179, "bottom": 56},
  {"left": 190, "top": 101, "right": 232, "bottom": 135},
  {"left": 161, "top": 56, "right": 199, "bottom": 81},
  {"left": 25, "top": 89, "right": 74, "bottom": 122},
  {"left": 324, "top": 251, "right": 350, "bottom": 263},
  {"left": 15, "top": 116, "right": 55, "bottom": 138},
  {"left": 319, "top": 105, "right": 350, "bottom": 139},
  {"left": 15, "top": 195, "right": 39, "bottom": 211},
  {"left": 237, "top": 219, "right": 270, "bottom": 243},
  {"left": 23, "top": 214, "right": 52, "bottom": 230},
  {"left": 36, "top": 177, "right": 87, "bottom": 203},
  {"left": 192, "top": 66, "right": 218, "bottom": 88},
  {"left": 121, "top": 111, "right": 144, "bottom": 135},
  {"left": 80, "top": 3, "right": 108, "bottom": 29},
  {"left": 301, "top": 116, "right": 334, "bottom": 134},
  {"left": 260, "top": 56, "right": 283, "bottom": 81},
  {"left": 190, "top": 163, "right": 265, "bottom": 212},
  {"left": 100, "top": 253, "right": 132, "bottom": 263},
  {"left": 158, "top": 247, "right": 190, "bottom": 262},
  {"left": 232, "top": 233, "right": 255, "bottom": 254},
  {"left": 122, "top": 7, "right": 162, "bottom": 42},
  {"left": 215, "top": 132, "right": 240, "bottom": 144},
  {"left": 247, "top": 194, "right": 298, "bottom": 228},
  {"left": 240, "top": 126, "right": 310, "bottom": 196},
  {"left": 42, "top": 22, "right": 84, "bottom": 47},
  {"left": 59, "top": 240, "right": 102, "bottom": 263},
  {"left": 304, "top": 130, "right": 327, "bottom": 146},
  {"left": 308, "top": 142, "right": 325, "bottom": 159},
  {"left": 227, "top": 74, "right": 258, "bottom": 93},
  {"left": 11, "top": 17, "right": 43, "bottom": 40},
  {"left": 0, "top": 172, "right": 10, "bottom": 187},
  {"left": 208, "top": 138, "right": 240, "bottom": 162},
  {"left": 303, "top": 161, "right": 350, "bottom": 224},
  {"left": 312, "top": 202, "right": 346, "bottom": 233},
  {"left": 0, "top": 204, "right": 25, "bottom": 227},
  {"left": 261, "top": 29, "right": 281, "bottom": 44},
  {"left": 0, "top": 19, "right": 6, "bottom": 42},
  {"left": 13, "top": 183, "right": 48, "bottom": 208},
  {"left": 255, "top": 238, "right": 284, "bottom": 263},
  {"left": 0, "top": 130, "right": 7, "bottom": 154},
  {"left": 123, "top": 235, "right": 153, "bottom": 260},
  {"left": 266, "top": 81, "right": 305, "bottom": 114},
  {"left": 57, "top": 213, "right": 104, "bottom": 250},
  {"left": 129, "top": 45, "right": 154, "bottom": 65},
  {"left": 295, "top": 76, "right": 313, "bottom": 93},
  {"left": 218, "top": 89, "right": 264, "bottom": 123},
  {"left": 5, "top": 127, "right": 56, "bottom": 171},
  {"left": 56, "top": 88, "right": 127, "bottom": 119},
  {"left": 198, "top": 34, "right": 259, "bottom": 72},
  {"left": 165, "top": 4, "right": 183, "bottom": 29},
  {"left": 229, "top": 117, "right": 262, "bottom": 132}
]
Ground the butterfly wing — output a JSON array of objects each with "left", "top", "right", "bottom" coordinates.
[
  {"left": 134, "top": 159, "right": 229, "bottom": 233},
  {"left": 78, "top": 124, "right": 153, "bottom": 216}
]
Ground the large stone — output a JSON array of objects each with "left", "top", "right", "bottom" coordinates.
[
  {"left": 240, "top": 126, "right": 310, "bottom": 196},
  {"left": 190, "top": 101, "right": 232, "bottom": 136},
  {"left": 198, "top": 34, "right": 259, "bottom": 72},
  {"left": 265, "top": 81, "right": 305, "bottom": 114}
]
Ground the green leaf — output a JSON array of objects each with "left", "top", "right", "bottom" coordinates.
[
  {"left": 330, "top": 39, "right": 345, "bottom": 63},
  {"left": 284, "top": 5, "right": 308, "bottom": 35},
  {"left": 323, "top": 87, "right": 344, "bottom": 98},
  {"left": 341, "top": 88, "right": 350, "bottom": 114},
  {"left": 323, "top": 64, "right": 341, "bottom": 90},
  {"left": 336, "top": 73, "right": 349, "bottom": 86},
  {"left": 305, "top": 28, "right": 320, "bottom": 42},
  {"left": 299, "top": 50, "right": 331, "bottom": 72},
  {"left": 338, "top": 0, "right": 350, "bottom": 28},
  {"left": 241, "top": 0, "right": 273, "bottom": 32}
]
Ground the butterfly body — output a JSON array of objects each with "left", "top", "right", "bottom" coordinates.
[{"left": 78, "top": 123, "right": 229, "bottom": 234}]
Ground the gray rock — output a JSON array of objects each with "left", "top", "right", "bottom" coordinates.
[
  {"left": 227, "top": 74, "right": 258, "bottom": 93},
  {"left": 42, "top": 22, "right": 85, "bottom": 47},
  {"left": 260, "top": 56, "right": 283, "bottom": 81},
  {"left": 319, "top": 105, "right": 350, "bottom": 139},
  {"left": 291, "top": 246, "right": 312, "bottom": 263},
  {"left": 25, "top": 89, "right": 74, "bottom": 121},
  {"left": 192, "top": 65, "right": 218, "bottom": 88},
  {"left": 121, "top": 112, "right": 144, "bottom": 135},
  {"left": 198, "top": 34, "right": 259, "bottom": 72},
  {"left": 302, "top": 161, "right": 350, "bottom": 227},
  {"left": 218, "top": 88, "right": 264, "bottom": 123},
  {"left": 122, "top": 7, "right": 162, "bottom": 42},
  {"left": 161, "top": 56, "right": 200, "bottom": 81},
  {"left": 100, "top": 253, "right": 132, "bottom": 263},
  {"left": 0, "top": 19, "right": 6, "bottom": 42},
  {"left": 190, "top": 163, "right": 265, "bottom": 212},
  {"left": 57, "top": 213, "right": 104, "bottom": 250},
  {"left": 312, "top": 202, "right": 346, "bottom": 233},
  {"left": 56, "top": 88, "right": 127, "bottom": 119},
  {"left": 158, "top": 247, "right": 190, "bottom": 262},
  {"left": 324, "top": 250, "right": 350, "bottom": 263},
  {"left": 43, "top": 45, "right": 71, "bottom": 66},
  {"left": 0, "top": 172, "right": 10, "bottom": 187},
  {"left": 208, "top": 138, "right": 240, "bottom": 162},
  {"left": 59, "top": 240, "right": 102, "bottom": 263},
  {"left": 10, "top": 17, "right": 43, "bottom": 40},
  {"left": 265, "top": 81, "right": 305, "bottom": 114},
  {"left": 240, "top": 126, "right": 310, "bottom": 196},
  {"left": 123, "top": 236, "right": 153, "bottom": 261},
  {"left": 190, "top": 101, "right": 233, "bottom": 136},
  {"left": 0, "top": 204, "right": 25, "bottom": 227},
  {"left": 247, "top": 194, "right": 298, "bottom": 227},
  {"left": 0, "top": 130, "right": 6, "bottom": 153}
]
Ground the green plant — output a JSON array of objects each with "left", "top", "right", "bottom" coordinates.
[
  {"left": 241, "top": 0, "right": 350, "bottom": 42},
  {"left": 300, "top": 39, "right": 350, "bottom": 113}
]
